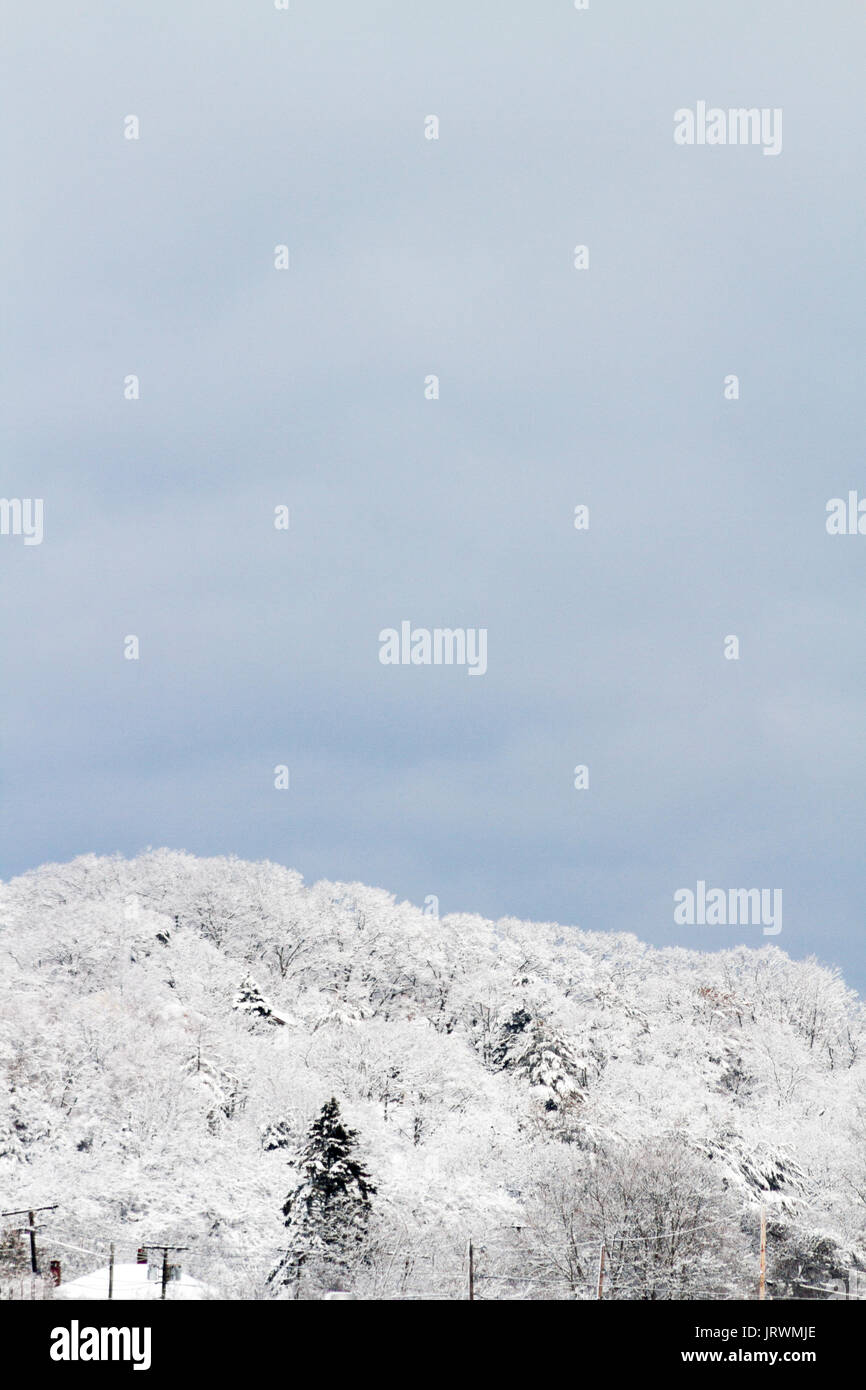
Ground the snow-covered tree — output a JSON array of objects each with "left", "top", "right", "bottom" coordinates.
[
  {"left": 268, "top": 1098, "right": 375, "bottom": 1295},
  {"left": 493, "top": 1007, "right": 585, "bottom": 1115},
  {"left": 233, "top": 974, "right": 287, "bottom": 1026},
  {"left": 0, "top": 1226, "right": 28, "bottom": 1277},
  {"left": 260, "top": 1119, "right": 293, "bottom": 1152},
  {"left": 525, "top": 1136, "right": 749, "bottom": 1300}
]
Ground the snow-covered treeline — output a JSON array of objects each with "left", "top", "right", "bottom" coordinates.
[{"left": 1, "top": 850, "right": 864, "bottom": 1300}]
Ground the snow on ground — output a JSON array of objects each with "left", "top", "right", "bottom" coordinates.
[{"left": 55, "top": 1263, "right": 210, "bottom": 1301}]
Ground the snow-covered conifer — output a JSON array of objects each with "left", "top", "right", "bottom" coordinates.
[
  {"left": 269, "top": 1098, "right": 375, "bottom": 1294},
  {"left": 233, "top": 974, "right": 286, "bottom": 1026},
  {"left": 494, "top": 1009, "right": 584, "bottom": 1111}
]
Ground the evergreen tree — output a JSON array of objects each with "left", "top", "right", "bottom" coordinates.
[
  {"left": 491, "top": 1007, "right": 533, "bottom": 1071},
  {"left": 269, "top": 1098, "right": 375, "bottom": 1294},
  {"left": 494, "top": 1009, "right": 584, "bottom": 1111},
  {"left": 261, "top": 1118, "right": 293, "bottom": 1152},
  {"left": 233, "top": 974, "right": 286, "bottom": 1025}
]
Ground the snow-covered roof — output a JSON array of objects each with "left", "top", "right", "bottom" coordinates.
[{"left": 54, "top": 1263, "right": 210, "bottom": 1301}]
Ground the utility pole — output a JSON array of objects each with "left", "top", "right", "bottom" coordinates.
[
  {"left": 27, "top": 1212, "right": 37, "bottom": 1275},
  {"left": 758, "top": 1205, "right": 767, "bottom": 1300},
  {"left": 1, "top": 1205, "right": 59, "bottom": 1276},
  {"left": 108, "top": 1243, "right": 115, "bottom": 1300},
  {"left": 141, "top": 1245, "right": 188, "bottom": 1300},
  {"left": 468, "top": 1238, "right": 474, "bottom": 1301},
  {"left": 597, "top": 1242, "right": 606, "bottom": 1300}
]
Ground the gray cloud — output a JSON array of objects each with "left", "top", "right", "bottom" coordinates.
[{"left": 3, "top": 1, "right": 864, "bottom": 987}]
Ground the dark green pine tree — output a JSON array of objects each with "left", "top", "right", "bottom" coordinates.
[{"left": 269, "top": 1098, "right": 375, "bottom": 1294}]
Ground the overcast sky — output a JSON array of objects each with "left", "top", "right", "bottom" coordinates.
[{"left": 3, "top": 2, "right": 865, "bottom": 988}]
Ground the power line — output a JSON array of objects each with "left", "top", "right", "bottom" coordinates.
[
  {"left": 39, "top": 1234, "right": 113, "bottom": 1266},
  {"left": 493, "top": 1214, "right": 733, "bottom": 1251}
]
